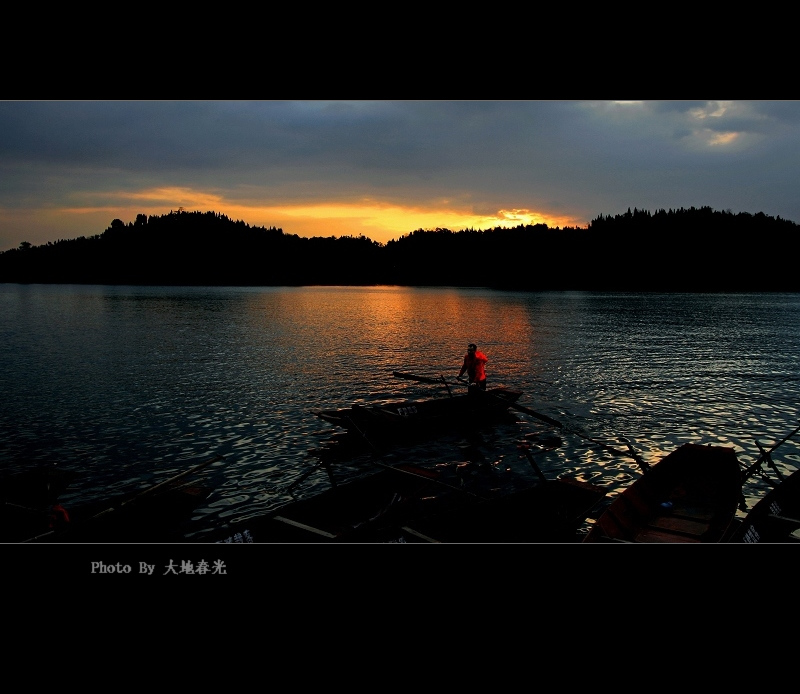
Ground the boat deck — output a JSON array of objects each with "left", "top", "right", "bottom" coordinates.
[{"left": 584, "top": 443, "right": 743, "bottom": 543}]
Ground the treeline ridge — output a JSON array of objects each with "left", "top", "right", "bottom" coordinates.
[{"left": 0, "top": 206, "right": 797, "bottom": 291}]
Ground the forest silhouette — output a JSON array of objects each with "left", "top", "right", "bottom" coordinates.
[{"left": 1, "top": 206, "right": 797, "bottom": 291}]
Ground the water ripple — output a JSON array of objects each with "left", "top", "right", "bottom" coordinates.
[{"left": 2, "top": 285, "right": 799, "bottom": 540}]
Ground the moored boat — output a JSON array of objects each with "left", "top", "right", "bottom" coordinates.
[
  {"left": 204, "top": 447, "right": 607, "bottom": 544},
  {"left": 13, "top": 455, "right": 222, "bottom": 543},
  {"left": 726, "top": 467, "right": 800, "bottom": 543},
  {"left": 34, "top": 481, "right": 213, "bottom": 543},
  {"left": 205, "top": 462, "right": 455, "bottom": 543},
  {"left": 313, "top": 387, "right": 524, "bottom": 443},
  {"left": 583, "top": 443, "right": 743, "bottom": 543},
  {"left": 1, "top": 466, "right": 78, "bottom": 542}
]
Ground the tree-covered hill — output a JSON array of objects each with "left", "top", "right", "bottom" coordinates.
[{"left": 1, "top": 206, "right": 797, "bottom": 291}]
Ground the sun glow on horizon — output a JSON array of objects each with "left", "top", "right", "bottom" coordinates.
[
  {"left": 249, "top": 202, "right": 584, "bottom": 243},
  {"left": 52, "top": 187, "right": 586, "bottom": 246}
]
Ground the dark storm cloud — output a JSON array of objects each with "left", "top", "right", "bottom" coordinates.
[
  {"left": 0, "top": 100, "right": 588, "bottom": 211},
  {"left": 0, "top": 100, "right": 571, "bottom": 178}
]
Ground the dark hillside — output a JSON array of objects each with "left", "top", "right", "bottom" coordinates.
[
  {"left": 0, "top": 211, "right": 384, "bottom": 286},
  {"left": 1, "top": 206, "right": 797, "bottom": 291}
]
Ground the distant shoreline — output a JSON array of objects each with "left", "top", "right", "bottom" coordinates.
[{"left": 2, "top": 207, "right": 798, "bottom": 291}]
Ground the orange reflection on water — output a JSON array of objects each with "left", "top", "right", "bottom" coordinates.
[{"left": 240, "top": 285, "right": 544, "bottom": 390}]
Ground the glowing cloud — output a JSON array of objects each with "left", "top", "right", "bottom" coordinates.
[
  {"left": 707, "top": 132, "right": 740, "bottom": 146},
  {"left": 52, "top": 188, "right": 586, "bottom": 246}
]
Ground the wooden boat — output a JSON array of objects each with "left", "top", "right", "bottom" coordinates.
[
  {"left": 726, "top": 467, "right": 800, "bottom": 543},
  {"left": 366, "top": 446, "right": 607, "bottom": 543},
  {"left": 206, "top": 462, "right": 446, "bottom": 543},
  {"left": 34, "top": 481, "right": 213, "bottom": 543},
  {"left": 583, "top": 443, "right": 743, "bottom": 543},
  {"left": 9, "top": 455, "right": 222, "bottom": 543},
  {"left": 205, "top": 454, "right": 607, "bottom": 544},
  {"left": 1, "top": 466, "right": 78, "bottom": 542},
  {"left": 313, "top": 387, "right": 524, "bottom": 443}
]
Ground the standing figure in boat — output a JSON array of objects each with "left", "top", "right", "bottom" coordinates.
[{"left": 458, "top": 343, "right": 488, "bottom": 391}]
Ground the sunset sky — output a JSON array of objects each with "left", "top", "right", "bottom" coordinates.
[{"left": 1, "top": 100, "right": 799, "bottom": 252}]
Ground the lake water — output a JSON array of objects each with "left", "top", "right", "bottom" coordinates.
[{"left": 2, "top": 283, "right": 799, "bottom": 542}]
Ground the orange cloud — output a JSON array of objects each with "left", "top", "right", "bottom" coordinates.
[{"left": 23, "top": 187, "right": 587, "bottom": 248}]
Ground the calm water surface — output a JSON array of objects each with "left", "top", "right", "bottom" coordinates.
[{"left": 2, "top": 284, "right": 799, "bottom": 541}]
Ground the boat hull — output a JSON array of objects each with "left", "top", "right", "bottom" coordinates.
[
  {"left": 314, "top": 388, "right": 523, "bottom": 441},
  {"left": 205, "top": 462, "right": 607, "bottom": 544},
  {"left": 583, "top": 443, "right": 743, "bottom": 543}
]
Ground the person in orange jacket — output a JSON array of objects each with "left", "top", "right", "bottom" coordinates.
[{"left": 458, "top": 343, "right": 488, "bottom": 390}]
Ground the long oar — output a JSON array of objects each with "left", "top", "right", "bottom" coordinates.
[
  {"left": 89, "top": 454, "right": 224, "bottom": 520},
  {"left": 392, "top": 370, "right": 637, "bottom": 460},
  {"left": 521, "top": 447, "right": 548, "bottom": 483},
  {"left": 393, "top": 371, "right": 448, "bottom": 385},
  {"left": 487, "top": 390, "right": 564, "bottom": 429},
  {"left": 498, "top": 393, "right": 642, "bottom": 459},
  {"left": 441, "top": 376, "right": 453, "bottom": 398},
  {"left": 740, "top": 420, "right": 800, "bottom": 484}
]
